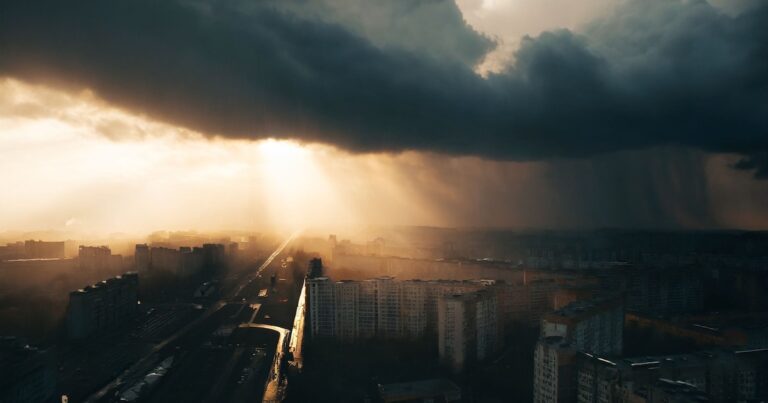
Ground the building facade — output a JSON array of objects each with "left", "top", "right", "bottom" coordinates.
[
  {"left": 78, "top": 245, "right": 117, "bottom": 271},
  {"left": 307, "top": 277, "right": 500, "bottom": 346},
  {"left": 66, "top": 272, "right": 139, "bottom": 339},
  {"left": 541, "top": 297, "right": 624, "bottom": 357},
  {"left": 24, "top": 240, "right": 65, "bottom": 259},
  {"left": 0, "top": 337, "right": 56, "bottom": 403},
  {"left": 135, "top": 244, "right": 150, "bottom": 272},
  {"left": 575, "top": 348, "right": 768, "bottom": 403},
  {"left": 533, "top": 336, "right": 578, "bottom": 403},
  {"left": 438, "top": 289, "right": 500, "bottom": 372}
]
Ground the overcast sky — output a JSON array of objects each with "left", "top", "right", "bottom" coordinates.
[{"left": 0, "top": 0, "right": 767, "bottom": 234}]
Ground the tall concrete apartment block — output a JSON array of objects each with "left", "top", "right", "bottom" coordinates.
[
  {"left": 135, "top": 244, "right": 150, "bottom": 271},
  {"left": 534, "top": 297, "right": 624, "bottom": 403},
  {"left": 541, "top": 296, "right": 624, "bottom": 357},
  {"left": 78, "top": 245, "right": 120, "bottom": 271},
  {"left": 307, "top": 277, "right": 500, "bottom": 345},
  {"left": 334, "top": 280, "right": 360, "bottom": 340},
  {"left": 376, "top": 277, "right": 402, "bottom": 338},
  {"left": 533, "top": 337, "right": 578, "bottom": 403},
  {"left": 24, "top": 240, "right": 65, "bottom": 259},
  {"left": 358, "top": 279, "right": 378, "bottom": 338},
  {"left": 134, "top": 243, "right": 224, "bottom": 276},
  {"left": 66, "top": 272, "right": 139, "bottom": 339},
  {"left": 308, "top": 277, "right": 336, "bottom": 337},
  {"left": 438, "top": 289, "right": 500, "bottom": 372},
  {"left": 401, "top": 280, "right": 428, "bottom": 338}
]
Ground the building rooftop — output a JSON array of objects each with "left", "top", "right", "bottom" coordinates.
[
  {"left": 0, "top": 337, "right": 51, "bottom": 390},
  {"left": 70, "top": 272, "right": 138, "bottom": 295},
  {"left": 649, "top": 378, "right": 709, "bottom": 401},
  {"left": 549, "top": 296, "right": 621, "bottom": 319},
  {"left": 443, "top": 288, "right": 493, "bottom": 302}
]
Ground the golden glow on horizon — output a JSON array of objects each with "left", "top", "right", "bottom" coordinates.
[
  {"left": 2, "top": 78, "right": 768, "bottom": 234},
  {"left": 0, "top": 79, "right": 432, "bottom": 234}
]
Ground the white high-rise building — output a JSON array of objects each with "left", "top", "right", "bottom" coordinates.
[
  {"left": 308, "top": 277, "right": 335, "bottom": 337},
  {"left": 437, "top": 289, "right": 500, "bottom": 372},
  {"left": 533, "top": 336, "right": 578, "bottom": 403},
  {"left": 401, "top": 280, "right": 428, "bottom": 338},
  {"left": 334, "top": 280, "right": 359, "bottom": 340},
  {"left": 307, "top": 277, "right": 501, "bottom": 349},
  {"left": 359, "top": 279, "right": 378, "bottom": 338},
  {"left": 376, "top": 277, "right": 401, "bottom": 338}
]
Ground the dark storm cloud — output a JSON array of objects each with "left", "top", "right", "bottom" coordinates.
[
  {"left": 0, "top": 0, "right": 766, "bottom": 174},
  {"left": 734, "top": 152, "right": 768, "bottom": 179}
]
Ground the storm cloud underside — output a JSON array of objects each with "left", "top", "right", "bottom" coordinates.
[{"left": 1, "top": 0, "right": 766, "bottom": 176}]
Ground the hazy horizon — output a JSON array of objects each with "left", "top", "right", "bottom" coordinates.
[{"left": 3, "top": 0, "right": 768, "bottom": 232}]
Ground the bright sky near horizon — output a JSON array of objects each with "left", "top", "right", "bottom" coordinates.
[{"left": 1, "top": 1, "right": 767, "bottom": 234}]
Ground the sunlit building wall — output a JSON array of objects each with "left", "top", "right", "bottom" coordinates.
[{"left": 307, "top": 277, "right": 497, "bottom": 341}]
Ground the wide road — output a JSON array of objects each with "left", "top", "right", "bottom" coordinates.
[
  {"left": 235, "top": 230, "right": 302, "bottom": 298},
  {"left": 239, "top": 323, "right": 290, "bottom": 402},
  {"left": 84, "top": 230, "right": 302, "bottom": 403}
]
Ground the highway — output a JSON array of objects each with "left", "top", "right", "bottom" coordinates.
[
  {"left": 239, "top": 323, "right": 290, "bottom": 402},
  {"left": 85, "top": 230, "right": 303, "bottom": 403},
  {"left": 235, "top": 231, "right": 302, "bottom": 297}
]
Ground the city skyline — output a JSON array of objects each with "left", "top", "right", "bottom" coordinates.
[{"left": 1, "top": 2, "right": 768, "bottom": 401}]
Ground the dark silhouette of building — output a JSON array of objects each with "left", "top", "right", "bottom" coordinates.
[
  {"left": 23, "top": 240, "right": 64, "bottom": 259},
  {"left": 66, "top": 272, "right": 139, "bottom": 339},
  {"left": 0, "top": 337, "right": 56, "bottom": 403}
]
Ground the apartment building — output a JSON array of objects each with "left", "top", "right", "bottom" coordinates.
[
  {"left": 66, "top": 272, "right": 139, "bottom": 339},
  {"left": 438, "top": 289, "right": 500, "bottom": 372}
]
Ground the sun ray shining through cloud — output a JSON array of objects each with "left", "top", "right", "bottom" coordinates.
[{"left": 2, "top": 77, "right": 768, "bottom": 234}]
